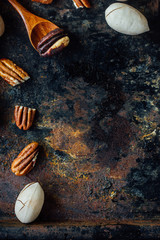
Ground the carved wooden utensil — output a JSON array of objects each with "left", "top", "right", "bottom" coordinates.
[{"left": 8, "top": 0, "right": 70, "bottom": 56}]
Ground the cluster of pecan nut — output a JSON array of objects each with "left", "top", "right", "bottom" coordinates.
[
  {"left": 2, "top": 0, "right": 91, "bottom": 176},
  {"left": 0, "top": 58, "right": 38, "bottom": 176},
  {"left": 0, "top": 59, "right": 36, "bottom": 130}
]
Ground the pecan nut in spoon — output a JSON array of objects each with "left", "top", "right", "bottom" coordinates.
[
  {"left": 8, "top": 0, "right": 70, "bottom": 57},
  {"left": 37, "top": 28, "right": 69, "bottom": 57}
]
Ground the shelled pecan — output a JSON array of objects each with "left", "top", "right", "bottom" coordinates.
[
  {"left": 37, "top": 28, "right": 70, "bottom": 57},
  {"left": 0, "top": 58, "right": 30, "bottom": 86},
  {"left": 72, "top": 0, "right": 91, "bottom": 9},
  {"left": 14, "top": 105, "right": 36, "bottom": 130},
  {"left": 32, "top": 0, "right": 53, "bottom": 4},
  {"left": 11, "top": 142, "right": 39, "bottom": 176}
]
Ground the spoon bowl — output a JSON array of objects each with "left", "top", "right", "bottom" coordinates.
[{"left": 31, "top": 22, "right": 57, "bottom": 49}]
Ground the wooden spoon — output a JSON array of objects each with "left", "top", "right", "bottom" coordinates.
[{"left": 8, "top": 0, "right": 61, "bottom": 51}]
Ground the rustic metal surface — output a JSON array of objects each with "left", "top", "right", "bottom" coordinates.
[{"left": 0, "top": 0, "right": 160, "bottom": 239}]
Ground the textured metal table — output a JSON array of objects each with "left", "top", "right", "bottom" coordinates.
[{"left": 0, "top": 0, "right": 160, "bottom": 239}]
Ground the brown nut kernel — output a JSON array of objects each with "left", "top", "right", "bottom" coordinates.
[
  {"left": 32, "top": 0, "right": 53, "bottom": 4},
  {"left": 14, "top": 106, "right": 36, "bottom": 130},
  {"left": 37, "top": 28, "right": 70, "bottom": 57},
  {"left": 72, "top": 0, "right": 91, "bottom": 8},
  {"left": 0, "top": 58, "right": 30, "bottom": 86},
  {"left": 11, "top": 142, "right": 39, "bottom": 176}
]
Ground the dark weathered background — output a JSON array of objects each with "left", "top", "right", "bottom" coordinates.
[{"left": 0, "top": 0, "right": 160, "bottom": 239}]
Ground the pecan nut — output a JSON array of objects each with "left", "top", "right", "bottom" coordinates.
[
  {"left": 11, "top": 142, "right": 39, "bottom": 176},
  {"left": 37, "top": 28, "right": 70, "bottom": 57},
  {"left": 14, "top": 105, "right": 36, "bottom": 130},
  {"left": 32, "top": 0, "right": 53, "bottom": 4},
  {"left": 72, "top": 0, "right": 91, "bottom": 8},
  {"left": 0, "top": 58, "right": 30, "bottom": 86}
]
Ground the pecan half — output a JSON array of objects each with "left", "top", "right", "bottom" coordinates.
[
  {"left": 32, "top": 0, "right": 53, "bottom": 4},
  {"left": 0, "top": 59, "right": 30, "bottom": 86},
  {"left": 11, "top": 142, "right": 39, "bottom": 176},
  {"left": 14, "top": 106, "right": 36, "bottom": 130},
  {"left": 72, "top": 0, "right": 91, "bottom": 8},
  {"left": 37, "top": 28, "right": 70, "bottom": 57}
]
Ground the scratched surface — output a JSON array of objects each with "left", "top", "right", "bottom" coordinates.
[{"left": 0, "top": 0, "right": 160, "bottom": 238}]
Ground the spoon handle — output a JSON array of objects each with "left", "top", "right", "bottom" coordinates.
[
  {"left": 8, "top": 0, "right": 45, "bottom": 36},
  {"left": 8, "top": 0, "right": 32, "bottom": 22}
]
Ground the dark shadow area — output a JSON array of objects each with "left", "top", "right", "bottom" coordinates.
[{"left": 39, "top": 186, "right": 66, "bottom": 222}]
